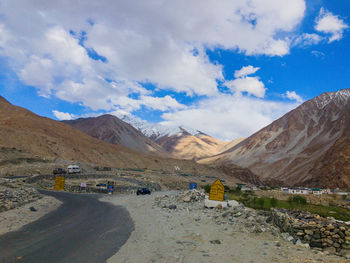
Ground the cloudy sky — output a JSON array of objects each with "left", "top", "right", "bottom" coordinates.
[{"left": 0, "top": 0, "right": 349, "bottom": 140}]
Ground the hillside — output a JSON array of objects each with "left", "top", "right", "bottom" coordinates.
[
  {"left": 200, "top": 89, "right": 350, "bottom": 188},
  {"left": 63, "top": 115, "right": 169, "bottom": 157}
]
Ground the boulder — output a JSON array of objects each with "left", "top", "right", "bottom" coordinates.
[{"left": 204, "top": 199, "right": 228, "bottom": 209}]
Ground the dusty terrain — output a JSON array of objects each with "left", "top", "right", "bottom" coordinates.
[{"left": 104, "top": 191, "right": 346, "bottom": 263}]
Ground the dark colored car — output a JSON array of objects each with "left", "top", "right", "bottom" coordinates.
[
  {"left": 137, "top": 188, "right": 151, "bottom": 195},
  {"left": 53, "top": 168, "right": 67, "bottom": 175}
]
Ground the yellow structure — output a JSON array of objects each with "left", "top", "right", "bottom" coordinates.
[
  {"left": 53, "top": 176, "right": 65, "bottom": 191},
  {"left": 209, "top": 179, "right": 224, "bottom": 201}
]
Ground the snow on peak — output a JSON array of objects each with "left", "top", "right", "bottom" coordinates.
[
  {"left": 118, "top": 114, "right": 197, "bottom": 139},
  {"left": 313, "top": 89, "right": 350, "bottom": 109}
]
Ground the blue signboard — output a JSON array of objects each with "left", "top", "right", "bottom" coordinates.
[{"left": 189, "top": 183, "right": 197, "bottom": 189}]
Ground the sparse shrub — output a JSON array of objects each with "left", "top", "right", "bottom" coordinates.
[
  {"left": 288, "top": 195, "right": 307, "bottom": 205},
  {"left": 202, "top": 184, "right": 210, "bottom": 193},
  {"left": 257, "top": 198, "right": 265, "bottom": 208},
  {"left": 270, "top": 197, "right": 278, "bottom": 207}
]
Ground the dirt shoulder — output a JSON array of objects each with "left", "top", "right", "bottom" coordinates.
[
  {"left": 0, "top": 194, "right": 62, "bottom": 235},
  {"left": 103, "top": 191, "right": 347, "bottom": 263}
]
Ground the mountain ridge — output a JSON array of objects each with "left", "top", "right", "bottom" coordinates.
[{"left": 200, "top": 89, "right": 350, "bottom": 188}]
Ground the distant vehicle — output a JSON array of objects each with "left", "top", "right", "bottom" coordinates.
[
  {"left": 67, "top": 165, "right": 81, "bottom": 174},
  {"left": 137, "top": 188, "right": 151, "bottom": 195},
  {"left": 53, "top": 168, "right": 67, "bottom": 175}
]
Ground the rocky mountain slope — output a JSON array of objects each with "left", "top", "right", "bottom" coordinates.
[
  {"left": 200, "top": 89, "right": 350, "bottom": 188},
  {"left": 63, "top": 115, "right": 169, "bottom": 157}
]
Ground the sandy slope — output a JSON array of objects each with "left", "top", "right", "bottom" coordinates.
[{"left": 103, "top": 192, "right": 344, "bottom": 263}]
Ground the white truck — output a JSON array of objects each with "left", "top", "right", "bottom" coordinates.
[{"left": 67, "top": 165, "right": 81, "bottom": 174}]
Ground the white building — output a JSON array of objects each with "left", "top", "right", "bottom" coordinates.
[{"left": 287, "top": 188, "right": 309, "bottom": 195}]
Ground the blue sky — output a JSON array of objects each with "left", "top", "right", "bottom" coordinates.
[{"left": 0, "top": 0, "right": 349, "bottom": 140}]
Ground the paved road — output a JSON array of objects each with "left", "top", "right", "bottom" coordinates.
[{"left": 0, "top": 191, "right": 134, "bottom": 263}]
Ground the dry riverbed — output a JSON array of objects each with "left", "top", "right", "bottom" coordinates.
[{"left": 104, "top": 190, "right": 348, "bottom": 263}]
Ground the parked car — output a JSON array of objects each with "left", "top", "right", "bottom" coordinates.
[
  {"left": 53, "top": 168, "right": 67, "bottom": 175},
  {"left": 67, "top": 165, "right": 81, "bottom": 174},
  {"left": 137, "top": 188, "right": 151, "bottom": 195}
]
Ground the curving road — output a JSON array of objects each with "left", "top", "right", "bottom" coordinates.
[{"left": 0, "top": 191, "right": 134, "bottom": 263}]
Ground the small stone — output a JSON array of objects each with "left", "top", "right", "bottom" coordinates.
[
  {"left": 326, "top": 225, "right": 335, "bottom": 230},
  {"left": 168, "top": 204, "right": 177, "bottom": 210},
  {"left": 210, "top": 240, "right": 221, "bottom": 244},
  {"left": 29, "top": 206, "right": 37, "bottom": 212},
  {"left": 333, "top": 242, "right": 340, "bottom": 248},
  {"left": 305, "top": 229, "right": 313, "bottom": 235}
]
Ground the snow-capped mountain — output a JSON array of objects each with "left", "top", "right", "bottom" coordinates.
[
  {"left": 119, "top": 114, "right": 242, "bottom": 160},
  {"left": 119, "top": 114, "right": 198, "bottom": 140}
]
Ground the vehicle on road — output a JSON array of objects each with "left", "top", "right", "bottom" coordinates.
[
  {"left": 67, "top": 165, "right": 81, "bottom": 174},
  {"left": 137, "top": 188, "right": 151, "bottom": 195},
  {"left": 53, "top": 168, "right": 67, "bottom": 175}
]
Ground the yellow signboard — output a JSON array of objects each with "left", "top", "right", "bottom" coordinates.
[
  {"left": 209, "top": 179, "right": 224, "bottom": 201},
  {"left": 54, "top": 176, "right": 65, "bottom": 191}
]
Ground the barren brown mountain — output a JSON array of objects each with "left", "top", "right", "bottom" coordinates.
[
  {"left": 200, "top": 89, "right": 350, "bottom": 188},
  {"left": 64, "top": 114, "right": 169, "bottom": 157},
  {"left": 155, "top": 128, "right": 243, "bottom": 160},
  {"left": 0, "top": 96, "right": 260, "bottom": 185}
]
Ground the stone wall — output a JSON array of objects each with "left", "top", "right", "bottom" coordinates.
[
  {"left": 269, "top": 208, "right": 350, "bottom": 256},
  {"left": 0, "top": 180, "right": 41, "bottom": 212}
]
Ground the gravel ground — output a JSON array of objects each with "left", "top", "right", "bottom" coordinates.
[
  {"left": 0, "top": 194, "right": 62, "bottom": 235},
  {"left": 103, "top": 191, "right": 347, "bottom": 263}
]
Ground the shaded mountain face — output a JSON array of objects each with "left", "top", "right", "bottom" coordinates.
[
  {"left": 200, "top": 89, "right": 350, "bottom": 188},
  {"left": 63, "top": 115, "right": 169, "bottom": 157}
]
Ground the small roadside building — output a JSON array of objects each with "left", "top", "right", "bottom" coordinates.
[
  {"left": 311, "top": 188, "right": 323, "bottom": 195},
  {"left": 288, "top": 188, "right": 309, "bottom": 195}
]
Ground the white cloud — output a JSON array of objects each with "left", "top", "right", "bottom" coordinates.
[
  {"left": 315, "top": 8, "right": 348, "bottom": 42},
  {"left": 225, "top": 77, "right": 266, "bottom": 98},
  {"left": 0, "top": 1, "right": 306, "bottom": 109},
  {"left": 225, "top": 65, "right": 266, "bottom": 98},
  {"left": 284, "top": 91, "right": 303, "bottom": 103},
  {"left": 311, "top": 50, "right": 325, "bottom": 58},
  {"left": 52, "top": 110, "right": 76, "bottom": 120},
  {"left": 161, "top": 95, "right": 299, "bottom": 140},
  {"left": 293, "top": 33, "right": 323, "bottom": 46},
  {"left": 234, "top": 65, "right": 260, "bottom": 78}
]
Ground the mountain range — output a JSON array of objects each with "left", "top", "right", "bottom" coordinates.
[
  {"left": 0, "top": 95, "right": 258, "bottom": 184},
  {"left": 1, "top": 88, "right": 349, "bottom": 188}
]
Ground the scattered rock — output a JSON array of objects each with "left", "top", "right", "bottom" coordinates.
[
  {"left": 210, "top": 240, "right": 221, "bottom": 244},
  {"left": 168, "top": 204, "right": 177, "bottom": 210}
]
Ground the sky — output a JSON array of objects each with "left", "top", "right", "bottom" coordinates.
[{"left": 0, "top": 0, "right": 349, "bottom": 140}]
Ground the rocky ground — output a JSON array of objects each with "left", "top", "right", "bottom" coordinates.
[
  {"left": 104, "top": 190, "right": 348, "bottom": 263},
  {"left": 0, "top": 178, "right": 42, "bottom": 211},
  {"left": 0, "top": 178, "right": 62, "bottom": 235}
]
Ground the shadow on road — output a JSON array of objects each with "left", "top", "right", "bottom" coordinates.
[{"left": 0, "top": 190, "right": 134, "bottom": 263}]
